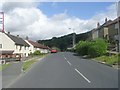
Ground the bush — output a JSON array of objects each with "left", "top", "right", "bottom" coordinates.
[
  {"left": 33, "top": 50, "right": 42, "bottom": 55},
  {"left": 75, "top": 38, "right": 107, "bottom": 57},
  {"left": 88, "top": 39, "right": 107, "bottom": 57},
  {"left": 75, "top": 41, "right": 91, "bottom": 55}
]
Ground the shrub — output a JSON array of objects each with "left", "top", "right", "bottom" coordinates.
[
  {"left": 75, "top": 38, "right": 107, "bottom": 57},
  {"left": 88, "top": 39, "right": 107, "bottom": 57},
  {"left": 75, "top": 41, "right": 91, "bottom": 55},
  {"left": 33, "top": 50, "right": 42, "bottom": 55}
]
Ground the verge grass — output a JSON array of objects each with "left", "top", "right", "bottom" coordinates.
[
  {"left": 0, "top": 64, "right": 10, "bottom": 71},
  {"left": 95, "top": 54, "right": 120, "bottom": 65}
]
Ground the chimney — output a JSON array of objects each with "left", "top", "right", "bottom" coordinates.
[
  {"left": 17, "top": 35, "right": 19, "bottom": 37},
  {"left": 97, "top": 22, "right": 100, "bottom": 28},
  {"left": 8, "top": 32, "right": 10, "bottom": 34},
  {"left": 105, "top": 18, "right": 107, "bottom": 23},
  {"left": 26, "top": 36, "right": 29, "bottom": 40}
]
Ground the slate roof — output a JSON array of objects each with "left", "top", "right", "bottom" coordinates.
[
  {"left": 27, "top": 40, "right": 48, "bottom": 49},
  {"left": 104, "top": 16, "right": 120, "bottom": 26},
  {"left": 97, "top": 20, "right": 112, "bottom": 30},
  {"left": 5, "top": 33, "right": 30, "bottom": 46}
]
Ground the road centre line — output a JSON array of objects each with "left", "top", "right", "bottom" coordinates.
[
  {"left": 64, "top": 57, "right": 67, "bottom": 60},
  {"left": 67, "top": 61, "right": 72, "bottom": 66},
  {"left": 75, "top": 68, "right": 91, "bottom": 83},
  {"left": 64, "top": 56, "right": 90, "bottom": 83}
]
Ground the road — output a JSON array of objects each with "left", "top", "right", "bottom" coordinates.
[
  {"left": 2, "top": 62, "right": 22, "bottom": 88},
  {"left": 8, "top": 52, "right": 118, "bottom": 88}
]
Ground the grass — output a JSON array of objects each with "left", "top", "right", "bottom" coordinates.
[
  {"left": 22, "top": 54, "right": 46, "bottom": 71},
  {"left": 22, "top": 59, "right": 37, "bottom": 71},
  {"left": 0, "top": 64, "right": 10, "bottom": 71},
  {"left": 94, "top": 54, "right": 120, "bottom": 65}
]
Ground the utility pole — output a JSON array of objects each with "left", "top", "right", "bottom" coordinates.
[
  {"left": 117, "top": 1, "right": 120, "bottom": 53},
  {"left": 69, "top": 28, "right": 76, "bottom": 48},
  {"left": 73, "top": 29, "right": 76, "bottom": 48},
  {"left": 0, "top": 12, "right": 4, "bottom": 32}
]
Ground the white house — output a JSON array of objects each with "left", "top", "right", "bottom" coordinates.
[
  {"left": 25, "top": 40, "right": 50, "bottom": 54},
  {"left": 0, "top": 31, "right": 30, "bottom": 59}
]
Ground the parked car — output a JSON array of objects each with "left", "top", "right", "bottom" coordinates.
[{"left": 51, "top": 49, "right": 57, "bottom": 53}]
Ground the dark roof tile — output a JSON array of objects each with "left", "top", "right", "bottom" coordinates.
[
  {"left": 27, "top": 40, "right": 48, "bottom": 49},
  {"left": 5, "top": 33, "right": 29, "bottom": 46}
]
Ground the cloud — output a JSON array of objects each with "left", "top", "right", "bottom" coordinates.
[{"left": 1, "top": 2, "right": 117, "bottom": 41}]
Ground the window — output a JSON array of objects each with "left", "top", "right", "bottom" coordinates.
[
  {"left": 25, "top": 46, "right": 26, "bottom": 50},
  {"left": 115, "top": 23, "right": 118, "bottom": 29},
  {"left": 20, "top": 46, "right": 22, "bottom": 51},
  {"left": 0, "top": 44, "right": 2, "bottom": 48}
]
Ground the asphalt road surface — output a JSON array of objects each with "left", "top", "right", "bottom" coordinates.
[{"left": 8, "top": 52, "right": 118, "bottom": 88}]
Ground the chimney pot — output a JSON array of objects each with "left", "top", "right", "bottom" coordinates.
[
  {"left": 8, "top": 32, "right": 10, "bottom": 34},
  {"left": 97, "top": 22, "right": 100, "bottom": 28},
  {"left": 105, "top": 18, "right": 107, "bottom": 22},
  {"left": 26, "top": 36, "right": 29, "bottom": 40}
]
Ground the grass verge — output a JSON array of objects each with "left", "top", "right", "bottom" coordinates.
[
  {"left": 22, "top": 54, "right": 47, "bottom": 72},
  {"left": 0, "top": 64, "right": 10, "bottom": 71},
  {"left": 22, "top": 59, "right": 37, "bottom": 71},
  {"left": 94, "top": 54, "right": 120, "bottom": 65}
]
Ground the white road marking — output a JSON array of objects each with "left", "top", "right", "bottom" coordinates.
[
  {"left": 75, "top": 68, "right": 91, "bottom": 83},
  {"left": 67, "top": 61, "right": 72, "bottom": 66},
  {"left": 64, "top": 57, "right": 67, "bottom": 60}
]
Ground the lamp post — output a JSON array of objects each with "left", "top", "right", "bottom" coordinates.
[{"left": 69, "top": 28, "right": 76, "bottom": 48}]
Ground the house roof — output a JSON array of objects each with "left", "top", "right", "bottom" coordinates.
[
  {"left": 97, "top": 20, "right": 112, "bottom": 30},
  {"left": 27, "top": 40, "right": 48, "bottom": 49},
  {"left": 5, "top": 33, "right": 30, "bottom": 46},
  {"left": 104, "top": 16, "right": 120, "bottom": 26}
]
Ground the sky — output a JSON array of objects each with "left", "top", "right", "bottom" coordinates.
[
  {"left": 39, "top": 2, "right": 113, "bottom": 19},
  {"left": 0, "top": 2, "right": 119, "bottom": 40}
]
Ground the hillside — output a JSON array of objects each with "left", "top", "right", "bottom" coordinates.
[{"left": 37, "top": 31, "right": 91, "bottom": 51}]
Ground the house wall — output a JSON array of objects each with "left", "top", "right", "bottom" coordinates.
[
  {"left": 25, "top": 40, "right": 34, "bottom": 54},
  {"left": 92, "top": 30, "right": 98, "bottom": 40},
  {"left": 0, "top": 32, "right": 29, "bottom": 57},
  {"left": 25, "top": 40, "right": 49, "bottom": 54},
  {"left": 40, "top": 49, "right": 49, "bottom": 54},
  {"left": 98, "top": 28, "right": 104, "bottom": 39},
  {"left": 0, "top": 32, "right": 15, "bottom": 51},
  {"left": 108, "top": 23, "right": 118, "bottom": 42},
  {"left": 104, "top": 27, "right": 109, "bottom": 39},
  {"left": 14, "top": 45, "right": 29, "bottom": 57}
]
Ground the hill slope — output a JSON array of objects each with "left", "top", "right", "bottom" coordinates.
[{"left": 37, "top": 31, "right": 91, "bottom": 51}]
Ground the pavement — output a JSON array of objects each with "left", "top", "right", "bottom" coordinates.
[
  {"left": 2, "top": 61, "right": 22, "bottom": 88},
  {"left": 8, "top": 52, "right": 118, "bottom": 88}
]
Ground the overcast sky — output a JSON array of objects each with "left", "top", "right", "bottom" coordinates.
[{"left": 0, "top": 2, "right": 119, "bottom": 40}]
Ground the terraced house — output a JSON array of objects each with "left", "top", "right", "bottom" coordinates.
[
  {"left": 90, "top": 17, "right": 119, "bottom": 41},
  {"left": 25, "top": 39, "right": 50, "bottom": 54},
  {"left": 105, "top": 17, "right": 120, "bottom": 43},
  {"left": 0, "top": 31, "right": 30, "bottom": 60},
  {"left": 88, "top": 17, "right": 120, "bottom": 52}
]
